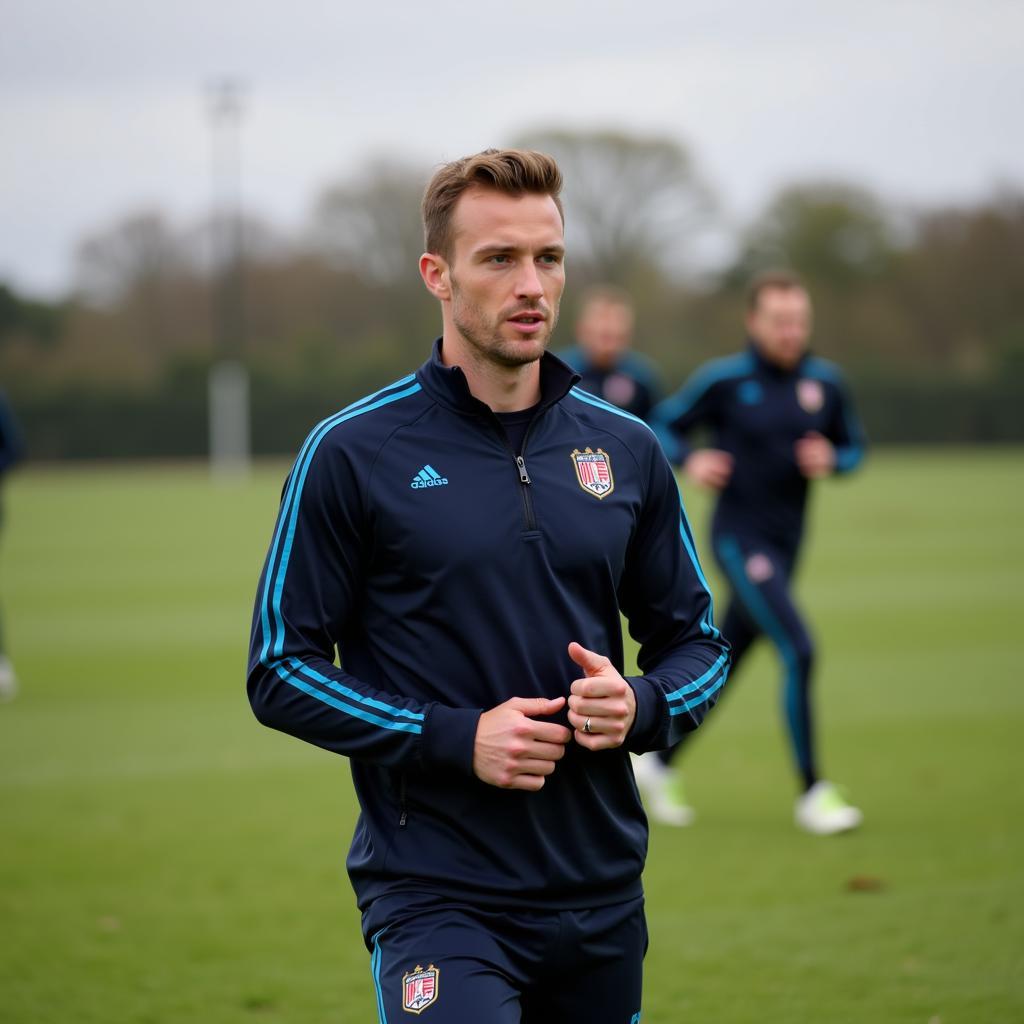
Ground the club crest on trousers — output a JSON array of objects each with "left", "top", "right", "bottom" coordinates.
[
  {"left": 402, "top": 964, "right": 439, "bottom": 1014},
  {"left": 571, "top": 447, "right": 614, "bottom": 499}
]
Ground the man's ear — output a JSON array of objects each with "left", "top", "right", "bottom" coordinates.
[{"left": 419, "top": 252, "right": 451, "bottom": 301}]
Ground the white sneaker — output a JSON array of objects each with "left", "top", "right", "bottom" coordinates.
[
  {"left": 0, "top": 656, "right": 17, "bottom": 702},
  {"left": 631, "top": 752, "right": 695, "bottom": 827},
  {"left": 795, "top": 781, "right": 862, "bottom": 835}
]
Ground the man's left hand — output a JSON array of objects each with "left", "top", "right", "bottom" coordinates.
[
  {"left": 566, "top": 642, "right": 637, "bottom": 751},
  {"left": 795, "top": 431, "right": 836, "bottom": 479}
]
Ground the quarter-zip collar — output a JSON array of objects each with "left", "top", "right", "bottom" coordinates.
[
  {"left": 746, "top": 337, "right": 811, "bottom": 379},
  {"left": 417, "top": 337, "right": 580, "bottom": 418}
]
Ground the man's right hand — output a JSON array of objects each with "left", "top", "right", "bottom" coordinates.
[
  {"left": 683, "top": 449, "right": 734, "bottom": 490},
  {"left": 473, "top": 697, "right": 571, "bottom": 791}
]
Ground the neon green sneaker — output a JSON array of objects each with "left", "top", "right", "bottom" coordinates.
[
  {"left": 795, "top": 781, "right": 863, "bottom": 835},
  {"left": 631, "top": 752, "right": 696, "bottom": 827}
]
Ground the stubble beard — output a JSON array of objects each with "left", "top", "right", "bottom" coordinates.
[{"left": 450, "top": 279, "right": 560, "bottom": 370}]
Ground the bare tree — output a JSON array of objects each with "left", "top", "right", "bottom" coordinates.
[
  {"left": 309, "top": 159, "right": 428, "bottom": 287},
  {"left": 513, "top": 128, "right": 716, "bottom": 285},
  {"left": 74, "top": 210, "right": 189, "bottom": 307},
  {"left": 734, "top": 182, "right": 895, "bottom": 287}
]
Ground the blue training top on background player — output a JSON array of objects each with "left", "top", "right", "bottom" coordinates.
[
  {"left": 558, "top": 284, "right": 663, "bottom": 423},
  {"left": 637, "top": 269, "right": 867, "bottom": 837}
]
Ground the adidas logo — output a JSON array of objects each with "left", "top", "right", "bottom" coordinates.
[{"left": 410, "top": 465, "right": 449, "bottom": 489}]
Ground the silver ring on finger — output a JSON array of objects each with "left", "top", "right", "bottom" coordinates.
[{"left": 584, "top": 717, "right": 593, "bottom": 734}]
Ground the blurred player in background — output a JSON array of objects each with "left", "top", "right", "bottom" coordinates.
[
  {"left": 558, "top": 285, "right": 662, "bottom": 422},
  {"left": 638, "top": 270, "right": 867, "bottom": 835},
  {"left": 0, "top": 390, "right": 24, "bottom": 700}
]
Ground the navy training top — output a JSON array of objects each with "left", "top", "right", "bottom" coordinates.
[
  {"left": 651, "top": 342, "right": 866, "bottom": 547},
  {"left": 558, "top": 344, "right": 662, "bottom": 422},
  {"left": 248, "top": 340, "right": 730, "bottom": 912}
]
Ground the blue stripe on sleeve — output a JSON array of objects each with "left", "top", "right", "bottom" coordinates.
[
  {"left": 259, "top": 377, "right": 421, "bottom": 664},
  {"left": 569, "top": 383, "right": 726, "bottom": 714},
  {"left": 651, "top": 417, "right": 682, "bottom": 464},
  {"left": 653, "top": 352, "right": 754, "bottom": 427},
  {"left": 665, "top": 652, "right": 730, "bottom": 702},
  {"left": 802, "top": 358, "right": 866, "bottom": 472},
  {"left": 676, "top": 502, "right": 721, "bottom": 641},
  {"left": 258, "top": 375, "right": 416, "bottom": 663},
  {"left": 270, "top": 382, "right": 422, "bottom": 659},
  {"left": 668, "top": 670, "right": 728, "bottom": 714},
  {"left": 273, "top": 663, "right": 423, "bottom": 734},
  {"left": 836, "top": 393, "right": 867, "bottom": 471},
  {"left": 568, "top": 387, "right": 656, "bottom": 432},
  {"left": 256, "top": 375, "right": 423, "bottom": 735},
  {"left": 801, "top": 357, "right": 842, "bottom": 384},
  {"left": 286, "top": 658, "right": 425, "bottom": 722},
  {"left": 836, "top": 444, "right": 864, "bottom": 472}
]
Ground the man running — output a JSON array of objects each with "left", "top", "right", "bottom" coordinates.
[{"left": 640, "top": 269, "right": 866, "bottom": 835}]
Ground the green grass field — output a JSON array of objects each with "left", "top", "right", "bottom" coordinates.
[{"left": 1, "top": 449, "right": 1021, "bottom": 1023}]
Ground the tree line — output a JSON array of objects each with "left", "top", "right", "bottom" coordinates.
[{"left": 2, "top": 128, "right": 1022, "bottom": 459}]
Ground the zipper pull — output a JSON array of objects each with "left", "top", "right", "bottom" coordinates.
[{"left": 516, "top": 455, "right": 531, "bottom": 485}]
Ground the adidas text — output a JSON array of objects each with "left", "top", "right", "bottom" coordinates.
[{"left": 411, "top": 466, "right": 449, "bottom": 489}]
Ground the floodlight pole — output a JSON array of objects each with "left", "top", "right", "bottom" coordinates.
[{"left": 206, "top": 78, "right": 251, "bottom": 480}]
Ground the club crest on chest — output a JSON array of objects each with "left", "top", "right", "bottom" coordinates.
[
  {"left": 571, "top": 447, "right": 614, "bottom": 499},
  {"left": 796, "top": 378, "right": 825, "bottom": 413}
]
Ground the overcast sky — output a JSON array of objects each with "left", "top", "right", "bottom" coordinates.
[{"left": 2, "top": 0, "right": 1022, "bottom": 296}]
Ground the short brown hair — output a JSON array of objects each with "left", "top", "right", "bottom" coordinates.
[
  {"left": 747, "top": 269, "right": 806, "bottom": 311},
  {"left": 422, "top": 148, "right": 564, "bottom": 258}
]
